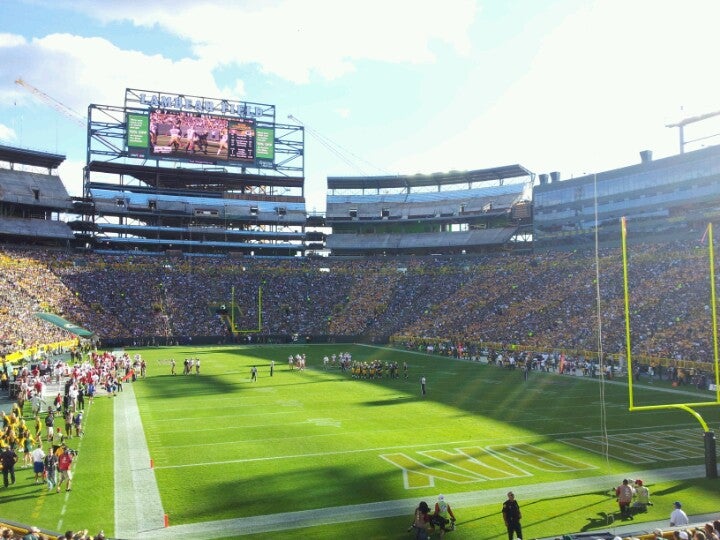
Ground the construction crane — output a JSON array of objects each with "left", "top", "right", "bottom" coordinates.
[
  {"left": 15, "top": 77, "right": 86, "bottom": 127},
  {"left": 666, "top": 108, "right": 720, "bottom": 154},
  {"left": 15, "top": 76, "right": 123, "bottom": 157},
  {"left": 287, "top": 114, "right": 389, "bottom": 176}
]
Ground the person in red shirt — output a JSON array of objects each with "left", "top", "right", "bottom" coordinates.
[
  {"left": 615, "top": 479, "right": 634, "bottom": 519},
  {"left": 56, "top": 445, "right": 75, "bottom": 493}
]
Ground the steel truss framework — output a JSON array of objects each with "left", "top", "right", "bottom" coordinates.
[{"left": 80, "top": 93, "right": 307, "bottom": 256}]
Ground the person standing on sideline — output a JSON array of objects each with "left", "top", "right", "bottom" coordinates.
[
  {"left": 31, "top": 443, "right": 45, "bottom": 484},
  {"left": 44, "top": 451, "right": 58, "bottom": 492},
  {"left": 408, "top": 501, "right": 433, "bottom": 540},
  {"left": 51, "top": 427, "right": 65, "bottom": 455},
  {"left": 420, "top": 376, "right": 426, "bottom": 397},
  {"left": 77, "top": 384, "right": 85, "bottom": 411},
  {"left": 170, "top": 359, "right": 176, "bottom": 375},
  {"left": 56, "top": 445, "right": 74, "bottom": 492},
  {"left": 270, "top": 360, "right": 274, "bottom": 377},
  {"left": 251, "top": 366, "right": 257, "bottom": 382},
  {"left": 670, "top": 501, "right": 689, "bottom": 526},
  {"left": 73, "top": 411, "right": 83, "bottom": 438},
  {"left": 502, "top": 491, "right": 522, "bottom": 540},
  {"left": 0, "top": 445, "right": 18, "bottom": 487},
  {"left": 19, "top": 422, "right": 34, "bottom": 468},
  {"left": 45, "top": 410, "right": 55, "bottom": 442},
  {"left": 63, "top": 409, "right": 73, "bottom": 440}
]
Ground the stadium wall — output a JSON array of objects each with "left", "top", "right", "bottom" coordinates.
[{"left": 533, "top": 145, "right": 720, "bottom": 249}]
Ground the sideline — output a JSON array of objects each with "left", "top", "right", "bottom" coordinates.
[
  {"left": 357, "top": 344, "right": 713, "bottom": 400},
  {"left": 110, "top": 350, "right": 714, "bottom": 539},
  {"left": 114, "top": 383, "right": 165, "bottom": 537},
  {"left": 132, "top": 464, "right": 707, "bottom": 539}
]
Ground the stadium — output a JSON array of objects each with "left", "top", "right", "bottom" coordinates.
[{"left": 0, "top": 86, "right": 719, "bottom": 540}]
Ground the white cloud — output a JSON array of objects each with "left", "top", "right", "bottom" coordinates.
[
  {"left": 393, "top": 0, "right": 720, "bottom": 178},
  {"left": 58, "top": 158, "right": 85, "bottom": 197},
  {"left": 50, "top": 0, "right": 477, "bottom": 83},
  {"left": 2, "top": 33, "right": 223, "bottom": 114},
  {"left": 218, "top": 79, "right": 247, "bottom": 100},
  {"left": 2, "top": 0, "right": 478, "bottom": 115},
  {"left": 0, "top": 33, "right": 28, "bottom": 48},
  {"left": 0, "top": 124, "right": 17, "bottom": 143},
  {"left": 15, "top": 0, "right": 717, "bottom": 193}
]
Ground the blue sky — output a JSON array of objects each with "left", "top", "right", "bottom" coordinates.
[{"left": 1, "top": 0, "right": 720, "bottom": 213}]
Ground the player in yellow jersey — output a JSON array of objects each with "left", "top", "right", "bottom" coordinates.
[
  {"left": 19, "top": 424, "right": 33, "bottom": 467},
  {"left": 34, "top": 415, "right": 42, "bottom": 443}
]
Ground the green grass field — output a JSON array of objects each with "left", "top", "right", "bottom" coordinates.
[{"left": 5, "top": 344, "right": 720, "bottom": 539}]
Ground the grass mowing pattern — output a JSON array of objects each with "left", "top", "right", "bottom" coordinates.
[
  {"left": 4, "top": 343, "right": 716, "bottom": 539},
  {"left": 131, "top": 344, "right": 715, "bottom": 538},
  {"left": 0, "top": 388, "right": 114, "bottom": 535},
  {"left": 62, "top": 395, "right": 115, "bottom": 531}
]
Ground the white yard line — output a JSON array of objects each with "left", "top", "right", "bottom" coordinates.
[
  {"left": 151, "top": 421, "right": 699, "bottom": 470},
  {"left": 109, "top": 352, "right": 714, "bottom": 539},
  {"left": 114, "top": 384, "right": 166, "bottom": 537},
  {"left": 132, "top": 464, "right": 707, "bottom": 539}
]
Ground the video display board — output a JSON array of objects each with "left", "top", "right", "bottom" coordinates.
[{"left": 127, "top": 110, "right": 275, "bottom": 166}]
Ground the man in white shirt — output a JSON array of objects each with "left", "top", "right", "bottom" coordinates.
[
  {"left": 670, "top": 501, "right": 689, "bottom": 526},
  {"left": 31, "top": 393, "right": 46, "bottom": 416},
  {"left": 31, "top": 443, "right": 46, "bottom": 484}
]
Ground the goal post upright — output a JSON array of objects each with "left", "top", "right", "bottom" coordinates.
[
  {"left": 228, "top": 285, "right": 263, "bottom": 334},
  {"left": 709, "top": 222, "right": 720, "bottom": 398},
  {"left": 621, "top": 217, "right": 718, "bottom": 478}
]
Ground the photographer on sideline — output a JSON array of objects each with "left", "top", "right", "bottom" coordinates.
[
  {"left": 56, "top": 444, "right": 76, "bottom": 493},
  {"left": 433, "top": 494, "right": 456, "bottom": 537}
]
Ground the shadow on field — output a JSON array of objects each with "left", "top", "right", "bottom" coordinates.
[
  {"left": 653, "top": 480, "right": 694, "bottom": 497},
  {"left": 580, "top": 503, "right": 655, "bottom": 530},
  {"left": 517, "top": 490, "right": 621, "bottom": 533},
  {"left": 163, "top": 461, "right": 404, "bottom": 525},
  {"left": 145, "top": 373, "right": 238, "bottom": 398},
  {"left": 0, "top": 484, "right": 52, "bottom": 505},
  {"left": 418, "top": 490, "right": 618, "bottom": 535},
  {"left": 364, "top": 396, "right": 415, "bottom": 406}
]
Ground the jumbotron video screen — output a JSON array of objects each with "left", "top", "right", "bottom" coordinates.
[{"left": 126, "top": 108, "right": 275, "bottom": 167}]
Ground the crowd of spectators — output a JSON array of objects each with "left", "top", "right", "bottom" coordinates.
[
  {"left": 0, "top": 250, "right": 124, "bottom": 356},
  {"left": 643, "top": 521, "right": 720, "bottom": 540},
  {"left": 0, "top": 521, "right": 106, "bottom": 539},
  {"left": 0, "top": 240, "right": 717, "bottom": 366},
  {"left": 0, "top": 345, "right": 130, "bottom": 539},
  {"left": 0, "top": 242, "right": 718, "bottom": 538}
]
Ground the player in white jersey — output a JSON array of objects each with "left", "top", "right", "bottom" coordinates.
[{"left": 168, "top": 126, "right": 181, "bottom": 151}]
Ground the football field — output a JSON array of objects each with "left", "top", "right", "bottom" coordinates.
[{"left": 6, "top": 344, "right": 719, "bottom": 539}]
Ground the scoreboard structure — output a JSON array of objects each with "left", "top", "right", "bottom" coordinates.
[
  {"left": 124, "top": 89, "right": 278, "bottom": 168},
  {"left": 74, "top": 89, "right": 307, "bottom": 256}
]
